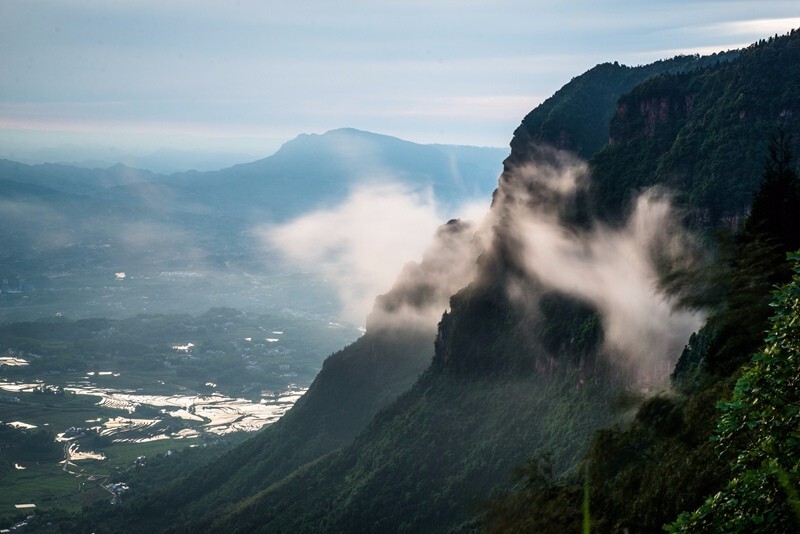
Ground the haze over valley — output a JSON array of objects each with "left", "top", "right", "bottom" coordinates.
[{"left": 0, "top": 128, "right": 505, "bottom": 522}]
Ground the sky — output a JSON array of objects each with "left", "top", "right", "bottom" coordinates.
[{"left": 2, "top": 1, "right": 800, "bottom": 165}]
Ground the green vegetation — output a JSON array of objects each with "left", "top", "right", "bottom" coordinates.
[
  {"left": 0, "top": 432, "right": 244, "bottom": 528},
  {"left": 0, "top": 381, "right": 232, "bottom": 523},
  {"left": 590, "top": 32, "right": 800, "bottom": 224},
  {"left": 0, "top": 425, "right": 61, "bottom": 466},
  {"left": 209, "top": 371, "right": 614, "bottom": 533},
  {"left": 670, "top": 254, "right": 800, "bottom": 531},
  {"left": 2, "top": 437, "right": 171, "bottom": 516},
  {"left": 513, "top": 52, "right": 737, "bottom": 161}
]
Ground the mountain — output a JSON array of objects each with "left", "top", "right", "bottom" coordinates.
[
  {"left": 112, "top": 147, "right": 262, "bottom": 174},
  {"left": 510, "top": 52, "right": 738, "bottom": 161},
  {"left": 0, "top": 144, "right": 260, "bottom": 174},
  {"left": 3, "top": 128, "right": 505, "bottom": 222},
  {"left": 486, "top": 32, "right": 800, "bottom": 532},
  {"left": 0, "top": 130, "right": 504, "bottom": 322},
  {"left": 0, "top": 129, "right": 505, "bottom": 274},
  {"left": 0, "top": 160, "right": 158, "bottom": 196},
  {"left": 36, "top": 30, "right": 800, "bottom": 533},
  {"left": 151, "top": 128, "right": 506, "bottom": 220},
  {"left": 590, "top": 36, "right": 800, "bottom": 223}
]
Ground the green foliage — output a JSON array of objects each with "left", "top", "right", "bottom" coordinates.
[
  {"left": 433, "top": 282, "right": 534, "bottom": 376},
  {"left": 484, "top": 453, "right": 583, "bottom": 534},
  {"left": 482, "top": 382, "right": 733, "bottom": 533},
  {"left": 206, "top": 372, "right": 614, "bottom": 533},
  {"left": 669, "top": 253, "right": 800, "bottom": 532},
  {"left": 0, "top": 426, "right": 61, "bottom": 464},
  {"left": 667, "top": 129, "right": 800, "bottom": 377},
  {"left": 539, "top": 292, "right": 603, "bottom": 366},
  {"left": 21, "top": 435, "right": 246, "bottom": 531},
  {"left": 583, "top": 467, "right": 591, "bottom": 534},
  {"left": 745, "top": 131, "right": 800, "bottom": 252}
]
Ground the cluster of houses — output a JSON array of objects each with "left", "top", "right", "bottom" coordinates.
[
  {"left": 0, "top": 277, "right": 26, "bottom": 294},
  {"left": 104, "top": 481, "right": 130, "bottom": 505},
  {"left": 1, "top": 507, "right": 36, "bottom": 532}
]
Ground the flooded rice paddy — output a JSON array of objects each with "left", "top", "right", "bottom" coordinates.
[{"left": 0, "top": 374, "right": 306, "bottom": 442}]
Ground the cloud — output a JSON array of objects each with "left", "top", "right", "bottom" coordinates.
[
  {"left": 260, "top": 144, "right": 705, "bottom": 385},
  {"left": 260, "top": 182, "right": 460, "bottom": 325},
  {"left": 495, "top": 148, "right": 704, "bottom": 384},
  {"left": 700, "top": 17, "right": 800, "bottom": 39},
  {"left": 367, "top": 218, "right": 482, "bottom": 334}
]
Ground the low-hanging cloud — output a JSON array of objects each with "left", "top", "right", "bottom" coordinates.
[
  {"left": 496, "top": 149, "right": 704, "bottom": 384},
  {"left": 260, "top": 146, "right": 704, "bottom": 384},
  {"left": 366, "top": 218, "right": 481, "bottom": 334},
  {"left": 261, "top": 182, "right": 482, "bottom": 326}
]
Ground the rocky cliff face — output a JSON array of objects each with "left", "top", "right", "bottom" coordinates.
[
  {"left": 610, "top": 94, "right": 694, "bottom": 143},
  {"left": 508, "top": 54, "right": 737, "bottom": 164}
]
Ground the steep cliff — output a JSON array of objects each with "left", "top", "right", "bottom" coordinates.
[
  {"left": 591, "top": 31, "right": 800, "bottom": 223},
  {"left": 509, "top": 52, "right": 737, "bottom": 163}
]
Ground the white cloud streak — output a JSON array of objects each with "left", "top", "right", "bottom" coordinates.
[
  {"left": 497, "top": 150, "right": 704, "bottom": 384},
  {"left": 366, "top": 218, "right": 482, "bottom": 334},
  {"left": 260, "top": 182, "right": 450, "bottom": 325}
]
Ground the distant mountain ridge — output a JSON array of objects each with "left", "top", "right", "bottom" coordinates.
[
  {"left": 0, "top": 159, "right": 158, "bottom": 196},
  {"left": 2, "top": 129, "right": 505, "bottom": 223},
  {"left": 159, "top": 128, "right": 506, "bottom": 220},
  {"left": 0, "top": 129, "right": 504, "bottom": 319},
  {"left": 1, "top": 146, "right": 262, "bottom": 175}
]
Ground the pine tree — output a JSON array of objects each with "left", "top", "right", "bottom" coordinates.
[
  {"left": 745, "top": 131, "right": 800, "bottom": 256},
  {"left": 705, "top": 132, "right": 800, "bottom": 374}
]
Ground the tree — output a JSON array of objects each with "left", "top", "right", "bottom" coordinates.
[
  {"left": 669, "top": 252, "right": 800, "bottom": 532},
  {"left": 745, "top": 131, "right": 800, "bottom": 254}
]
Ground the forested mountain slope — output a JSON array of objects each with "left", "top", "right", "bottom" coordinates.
[
  {"left": 510, "top": 51, "right": 737, "bottom": 160},
  {"left": 589, "top": 33, "right": 800, "bottom": 222},
  {"left": 42, "top": 29, "right": 800, "bottom": 534},
  {"left": 487, "top": 32, "right": 800, "bottom": 533}
]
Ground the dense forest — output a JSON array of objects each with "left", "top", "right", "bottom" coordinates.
[{"left": 23, "top": 29, "right": 800, "bottom": 533}]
